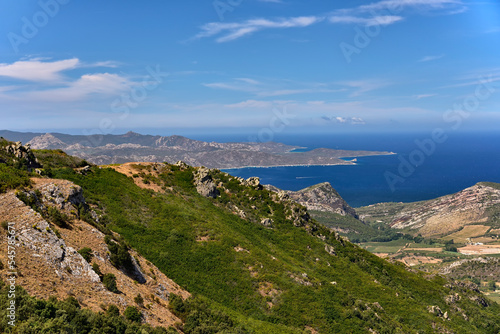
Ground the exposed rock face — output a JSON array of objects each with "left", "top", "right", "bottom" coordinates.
[
  {"left": 0, "top": 179, "right": 190, "bottom": 328},
  {"left": 265, "top": 182, "right": 358, "bottom": 218},
  {"left": 361, "top": 183, "right": 500, "bottom": 237},
  {"left": 35, "top": 179, "right": 86, "bottom": 214},
  {"left": 0, "top": 191, "right": 99, "bottom": 283},
  {"left": 3, "top": 141, "right": 41, "bottom": 170},
  {"left": 260, "top": 218, "right": 274, "bottom": 227},
  {"left": 193, "top": 167, "right": 220, "bottom": 198},
  {"left": 243, "top": 177, "right": 262, "bottom": 189}
]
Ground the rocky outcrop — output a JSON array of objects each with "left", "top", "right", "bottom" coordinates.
[
  {"left": 193, "top": 167, "right": 219, "bottom": 198},
  {"left": 3, "top": 141, "right": 41, "bottom": 170},
  {"left": 34, "top": 179, "right": 86, "bottom": 214},
  {"left": 287, "top": 182, "right": 358, "bottom": 218},
  {"left": 0, "top": 179, "right": 190, "bottom": 328},
  {"left": 0, "top": 191, "right": 99, "bottom": 283},
  {"left": 265, "top": 182, "right": 357, "bottom": 218}
]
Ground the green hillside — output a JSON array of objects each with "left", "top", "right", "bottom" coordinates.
[
  {"left": 48, "top": 163, "right": 500, "bottom": 333},
  {"left": 2, "top": 142, "right": 500, "bottom": 333}
]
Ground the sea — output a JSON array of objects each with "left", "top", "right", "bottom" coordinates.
[{"left": 191, "top": 131, "right": 500, "bottom": 208}]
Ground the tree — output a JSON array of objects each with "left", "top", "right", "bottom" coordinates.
[
  {"left": 77, "top": 247, "right": 93, "bottom": 263},
  {"left": 124, "top": 306, "right": 142, "bottom": 322},
  {"left": 103, "top": 273, "right": 118, "bottom": 293},
  {"left": 489, "top": 281, "right": 497, "bottom": 291}
]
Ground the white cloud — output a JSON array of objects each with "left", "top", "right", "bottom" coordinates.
[
  {"left": 193, "top": 0, "right": 465, "bottom": 43},
  {"left": 355, "top": 0, "right": 465, "bottom": 13},
  {"left": 225, "top": 100, "right": 273, "bottom": 108},
  {"left": 257, "top": 88, "right": 344, "bottom": 97},
  {"left": 26, "top": 73, "right": 132, "bottom": 102},
  {"left": 339, "top": 80, "right": 390, "bottom": 97},
  {"left": 0, "top": 58, "right": 137, "bottom": 103},
  {"left": 418, "top": 54, "right": 445, "bottom": 62},
  {"left": 414, "top": 93, "right": 438, "bottom": 99},
  {"left": 194, "top": 16, "right": 323, "bottom": 42},
  {"left": 0, "top": 58, "right": 79, "bottom": 82},
  {"left": 329, "top": 15, "right": 403, "bottom": 26}
]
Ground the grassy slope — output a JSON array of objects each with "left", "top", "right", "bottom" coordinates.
[{"left": 51, "top": 166, "right": 500, "bottom": 333}]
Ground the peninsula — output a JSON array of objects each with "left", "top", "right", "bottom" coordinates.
[{"left": 0, "top": 130, "right": 394, "bottom": 169}]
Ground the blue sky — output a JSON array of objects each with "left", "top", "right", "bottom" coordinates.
[{"left": 0, "top": 0, "right": 499, "bottom": 136}]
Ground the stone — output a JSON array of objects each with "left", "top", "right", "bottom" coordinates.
[{"left": 193, "top": 167, "right": 219, "bottom": 198}]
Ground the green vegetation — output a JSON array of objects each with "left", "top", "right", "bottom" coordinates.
[
  {"left": 33, "top": 149, "right": 88, "bottom": 170},
  {"left": 92, "top": 262, "right": 103, "bottom": 280},
  {"left": 134, "top": 294, "right": 144, "bottom": 307},
  {"left": 105, "top": 235, "right": 134, "bottom": 272},
  {"left": 50, "top": 164, "right": 500, "bottom": 333},
  {"left": 77, "top": 247, "right": 94, "bottom": 263},
  {"left": 0, "top": 280, "right": 172, "bottom": 333},
  {"left": 124, "top": 306, "right": 142, "bottom": 322},
  {"left": 0, "top": 164, "right": 31, "bottom": 193},
  {"left": 168, "top": 294, "right": 249, "bottom": 334},
  {"left": 103, "top": 273, "right": 118, "bottom": 293}
]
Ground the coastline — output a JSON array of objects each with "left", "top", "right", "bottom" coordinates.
[{"left": 220, "top": 151, "right": 397, "bottom": 170}]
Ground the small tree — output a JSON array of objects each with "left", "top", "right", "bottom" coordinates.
[
  {"left": 92, "top": 263, "right": 103, "bottom": 280},
  {"left": 134, "top": 294, "right": 144, "bottom": 307},
  {"left": 103, "top": 273, "right": 118, "bottom": 293},
  {"left": 77, "top": 247, "right": 93, "bottom": 263},
  {"left": 124, "top": 306, "right": 142, "bottom": 322},
  {"left": 488, "top": 281, "right": 497, "bottom": 291},
  {"left": 106, "top": 304, "right": 120, "bottom": 317}
]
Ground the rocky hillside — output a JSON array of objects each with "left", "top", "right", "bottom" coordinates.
[
  {"left": 1, "top": 130, "right": 392, "bottom": 168},
  {"left": 357, "top": 182, "right": 500, "bottom": 238},
  {"left": 0, "top": 178, "right": 189, "bottom": 329},
  {"left": 285, "top": 182, "right": 358, "bottom": 218},
  {"left": 2, "top": 142, "right": 500, "bottom": 332}
]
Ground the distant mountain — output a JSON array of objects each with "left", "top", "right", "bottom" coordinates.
[{"left": 0, "top": 130, "right": 393, "bottom": 168}]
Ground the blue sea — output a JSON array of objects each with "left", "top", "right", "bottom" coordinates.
[{"left": 192, "top": 131, "right": 500, "bottom": 207}]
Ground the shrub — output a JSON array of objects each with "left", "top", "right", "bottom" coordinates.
[
  {"left": 0, "top": 259, "right": 4, "bottom": 270},
  {"left": 47, "top": 206, "right": 69, "bottom": 228},
  {"left": 106, "top": 304, "right": 120, "bottom": 317},
  {"left": 103, "top": 273, "right": 118, "bottom": 293},
  {"left": 77, "top": 247, "right": 93, "bottom": 263},
  {"left": 92, "top": 263, "right": 103, "bottom": 280},
  {"left": 53, "top": 227, "right": 61, "bottom": 238},
  {"left": 124, "top": 306, "right": 142, "bottom": 322},
  {"left": 134, "top": 294, "right": 144, "bottom": 307},
  {"left": 1, "top": 221, "right": 8, "bottom": 230}
]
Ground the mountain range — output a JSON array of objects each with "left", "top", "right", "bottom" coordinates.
[{"left": 0, "top": 130, "right": 393, "bottom": 168}]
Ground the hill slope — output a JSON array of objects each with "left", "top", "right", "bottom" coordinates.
[
  {"left": 2, "top": 141, "right": 500, "bottom": 333},
  {"left": 357, "top": 183, "right": 500, "bottom": 238}
]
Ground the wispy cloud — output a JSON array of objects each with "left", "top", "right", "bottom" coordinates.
[
  {"left": 339, "top": 80, "right": 390, "bottom": 97},
  {"left": 194, "top": 16, "right": 324, "bottom": 42},
  {"left": 193, "top": 0, "right": 464, "bottom": 43},
  {"left": 26, "top": 73, "right": 132, "bottom": 102},
  {"left": 418, "top": 54, "right": 445, "bottom": 62},
  {"left": 0, "top": 58, "right": 79, "bottom": 82},
  {"left": 414, "top": 93, "right": 438, "bottom": 99},
  {"left": 329, "top": 15, "right": 403, "bottom": 26}
]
